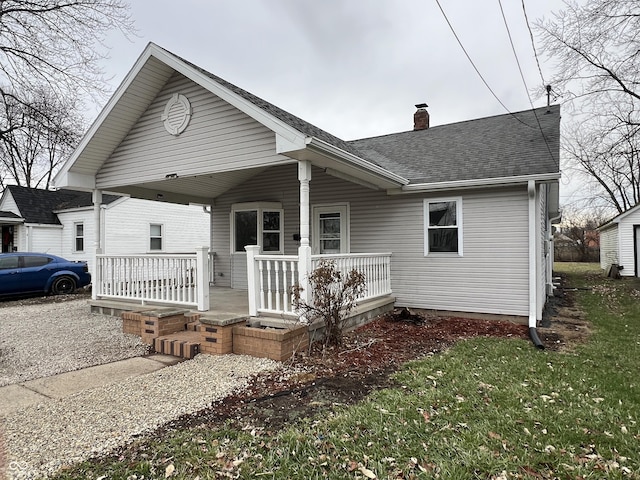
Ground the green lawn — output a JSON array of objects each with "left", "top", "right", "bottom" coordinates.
[{"left": 56, "top": 262, "right": 640, "bottom": 479}]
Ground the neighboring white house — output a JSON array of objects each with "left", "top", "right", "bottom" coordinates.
[
  {"left": 0, "top": 185, "right": 210, "bottom": 275},
  {"left": 51, "top": 42, "right": 561, "bottom": 330},
  {"left": 598, "top": 203, "right": 640, "bottom": 277}
]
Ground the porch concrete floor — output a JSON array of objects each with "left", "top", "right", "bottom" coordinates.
[{"left": 89, "top": 286, "right": 249, "bottom": 317}]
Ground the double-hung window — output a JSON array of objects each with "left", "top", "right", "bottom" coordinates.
[
  {"left": 150, "top": 224, "right": 163, "bottom": 251},
  {"left": 74, "top": 223, "right": 84, "bottom": 252},
  {"left": 424, "top": 198, "right": 463, "bottom": 255},
  {"left": 312, "top": 204, "right": 350, "bottom": 254},
  {"left": 232, "top": 202, "right": 283, "bottom": 254}
]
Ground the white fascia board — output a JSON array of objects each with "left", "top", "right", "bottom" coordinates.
[
  {"left": 102, "top": 196, "right": 129, "bottom": 210},
  {"left": 275, "top": 133, "right": 308, "bottom": 153},
  {"left": 305, "top": 137, "right": 409, "bottom": 187},
  {"left": 597, "top": 221, "right": 617, "bottom": 232},
  {"left": 0, "top": 216, "right": 24, "bottom": 224},
  {"left": 152, "top": 45, "right": 306, "bottom": 147},
  {"left": 54, "top": 45, "right": 162, "bottom": 188},
  {"left": 54, "top": 172, "right": 96, "bottom": 191},
  {"left": 388, "top": 172, "right": 561, "bottom": 195},
  {"left": 24, "top": 223, "right": 64, "bottom": 229},
  {"left": 601, "top": 203, "right": 640, "bottom": 228},
  {"left": 53, "top": 206, "right": 93, "bottom": 214}
]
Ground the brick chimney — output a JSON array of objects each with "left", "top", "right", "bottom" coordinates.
[{"left": 414, "top": 103, "right": 429, "bottom": 130}]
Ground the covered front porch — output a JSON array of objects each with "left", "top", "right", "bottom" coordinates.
[
  {"left": 89, "top": 248, "right": 394, "bottom": 319},
  {"left": 52, "top": 44, "right": 405, "bottom": 334}
]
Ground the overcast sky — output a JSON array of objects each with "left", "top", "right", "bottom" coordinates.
[{"left": 97, "top": 0, "right": 574, "bottom": 197}]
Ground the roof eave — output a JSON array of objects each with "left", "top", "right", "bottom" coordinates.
[
  {"left": 54, "top": 43, "right": 310, "bottom": 190},
  {"left": 303, "top": 137, "right": 409, "bottom": 189},
  {"left": 388, "top": 172, "right": 561, "bottom": 194}
]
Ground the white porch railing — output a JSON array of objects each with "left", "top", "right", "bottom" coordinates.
[
  {"left": 245, "top": 247, "right": 392, "bottom": 317},
  {"left": 246, "top": 251, "right": 299, "bottom": 317},
  {"left": 312, "top": 252, "right": 393, "bottom": 301},
  {"left": 94, "top": 247, "right": 210, "bottom": 311}
]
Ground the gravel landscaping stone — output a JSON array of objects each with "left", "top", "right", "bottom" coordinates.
[
  {"left": 0, "top": 298, "right": 149, "bottom": 387},
  {"left": 1, "top": 354, "right": 286, "bottom": 479},
  {"left": 0, "top": 296, "right": 296, "bottom": 479}
]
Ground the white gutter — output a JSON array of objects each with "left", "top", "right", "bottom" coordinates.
[
  {"left": 389, "top": 172, "right": 560, "bottom": 194},
  {"left": 305, "top": 137, "right": 409, "bottom": 187}
]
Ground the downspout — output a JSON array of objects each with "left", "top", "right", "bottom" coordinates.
[{"left": 528, "top": 180, "right": 544, "bottom": 349}]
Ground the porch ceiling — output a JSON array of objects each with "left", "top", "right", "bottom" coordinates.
[{"left": 103, "top": 166, "right": 271, "bottom": 205}]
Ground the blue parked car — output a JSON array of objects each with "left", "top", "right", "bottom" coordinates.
[{"left": 0, "top": 252, "right": 91, "bottom": 297}]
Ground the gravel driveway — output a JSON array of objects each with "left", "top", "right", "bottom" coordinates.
[
  {"left": 0, "top": 296, "right": 148, "bottom": 387},
  {"left": 0, "top": 296, "right": 295, "bottom": 479}
]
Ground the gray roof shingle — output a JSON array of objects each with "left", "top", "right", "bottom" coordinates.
[
  {"left": 6, "top": 186, "right": 120, "bottom": 224},
  {"left": 0, "top": 211, "right": 21, "bottom": 219},
  {"left": 348, "top": 105, "right": 560, "bottom": 184},
  {"left": 165, "top": 47, "right": 365, "bottom": 159},
  {"left": 159, "top": 45, "right": 560, "bottom": 185}
]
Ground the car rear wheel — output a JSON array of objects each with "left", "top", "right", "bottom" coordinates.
[{"left": 51, "top": 276, "right": 76, "bottom": 295}]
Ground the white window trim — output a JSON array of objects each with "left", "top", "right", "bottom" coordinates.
[
  {"left": 74, "top": 222, "right": 84, "bottom": 252},
  {"left": 312, "top": 203, "right": 350, "bottom": 255},
  {"left": 423, "top": 197, "right": 463, "bottom": 256},
  {"left": 149, "top": 223, "right": 164, "bottom": 252},
  {"left": 231, "top": 202, "right": 284, "bottom": 254}
]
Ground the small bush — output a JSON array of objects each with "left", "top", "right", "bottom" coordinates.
[{"left": 290, "top": 260, "right": 366, "bottom": 346}]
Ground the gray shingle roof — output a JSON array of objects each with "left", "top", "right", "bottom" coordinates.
[
  {"left": 6, "top": 186, "right": 120, "bottom": 224},
  {"left": 348, "top": 105, "right": 560, "bottom": 184},
  {"left": 0, "top": 211, "right": 21, "bottom": 219},
  {"left": 159, "top": 45, "right": 560, "bottom": 185},
  {"left": 165, "top": 47, "right": 365, "bottom": 159}
]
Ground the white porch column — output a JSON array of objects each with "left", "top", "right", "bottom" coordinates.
[
  {"left": 92, "top": 189, "right": 102, "bottom": 301},
  {"left": 195, "top": 246, "right": 210, "bottom": 311},
  {"left": 298, "top": 161, "right": 313, "bottom": 309},
  {"left": 245, "top": 245, "right": 261, "bottom": 316}
]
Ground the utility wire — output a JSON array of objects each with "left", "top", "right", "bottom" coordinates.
[
  {"left": 521, "top": 0, "right": 546, "bottom": 88},
  {"left": 498, "top": 0, "right": 558, "bottom": 168},
  {"left": 434, "top": 0, "right": 534, "bottom": 128}
]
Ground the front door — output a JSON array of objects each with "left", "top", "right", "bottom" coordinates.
[
  {"left": 1, "top": 226, "right": 14, "bottom": 252},
  {"left": 312, "top": 204, "right": 349, "bottom": 254}
]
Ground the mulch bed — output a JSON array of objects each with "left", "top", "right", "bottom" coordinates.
[{"left": 160, "top": 310, "right": 531, "bottom": 434}]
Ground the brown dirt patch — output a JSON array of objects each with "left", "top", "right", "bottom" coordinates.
[{"left": 538, "top": 285, "right": 592, "bottom": 352}]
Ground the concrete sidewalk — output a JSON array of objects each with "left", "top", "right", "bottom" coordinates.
[{"left": 0, "top": 354, "right": 182, "bottom": 417}]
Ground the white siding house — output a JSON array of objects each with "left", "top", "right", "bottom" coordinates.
[
  {"left": 598, "top": 204, "right": 640, "bottom": 277},
  {"left": 52, "top": 42, "right": 561, "bottom": 329},
  {"left": 0, "top": 186, "right": 210, "bottom": 276}
]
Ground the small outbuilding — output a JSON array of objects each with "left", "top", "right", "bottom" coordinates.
[{"left": 598, "top": 203, "right": 640, "bottom": 277}]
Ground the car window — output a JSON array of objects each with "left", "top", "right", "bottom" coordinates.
[
  {"left": 22, "top": 256, "right": 53, "bottom": 268},
  {"left": 0, "top": 256, "right": 20, "bottom": 270}
]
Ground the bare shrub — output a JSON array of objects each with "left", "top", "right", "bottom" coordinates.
[{"left": 291, "top": 260, "right": 366, "bottom": 347}]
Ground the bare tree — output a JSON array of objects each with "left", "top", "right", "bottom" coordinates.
[
  {"left": 0, "top": 1, "right": 134, "bottom": 189},
  {"left": 554, "top": 205, "right": 610, "bottom": 262},
  {"left": 0, "top": 88, "right": 82, "bottom": 189},
  {"left": 562, "top": 99, "right": 640, "bottom": 214},
  {"left": 0, "top": 1, "right": 135, "bottom": 116},
  {"left": 536, "top": 0, "right": 640, "bottom": 212}
]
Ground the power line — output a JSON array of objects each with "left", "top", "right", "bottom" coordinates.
[
  {"left": 434, "top": 0, "right": 534, "bottom": 129},
  {"left": 521, "top": 0, "right": 546, "bottom": 88},
  {"left": 498, "top": 0, "right": 558, "bottom": 168}
]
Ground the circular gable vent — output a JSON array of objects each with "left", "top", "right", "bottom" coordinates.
[{"left": 162, "top": 93, "right": 192, "bottom": 136}]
